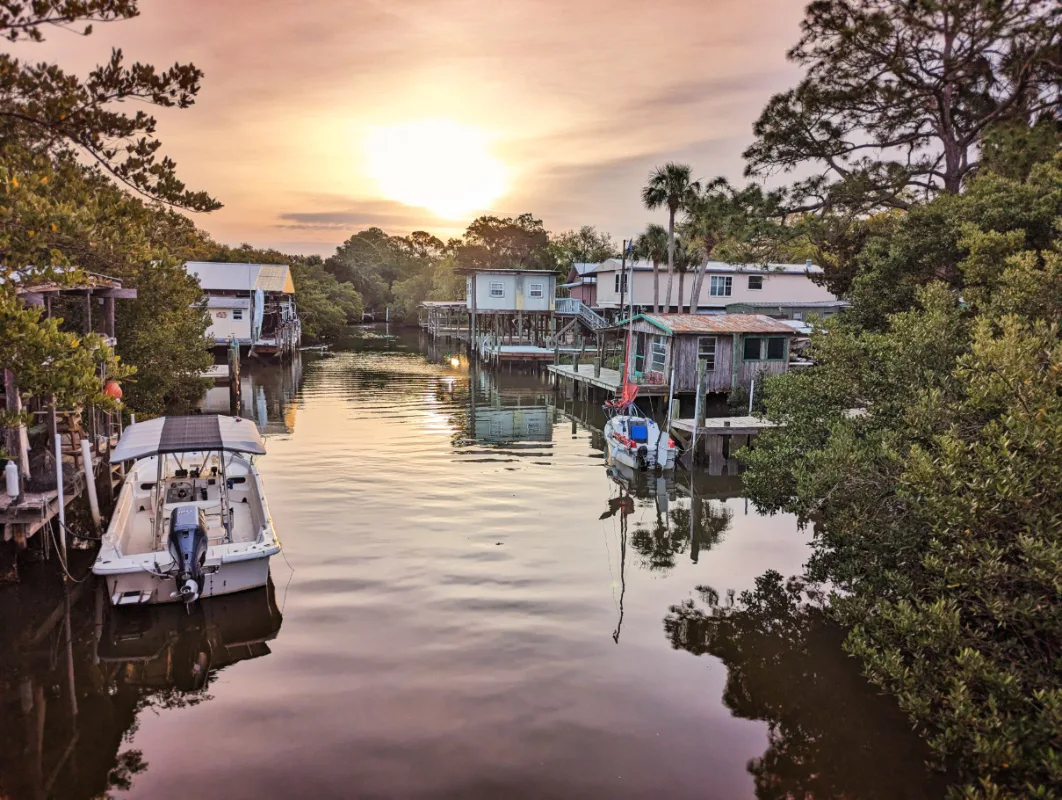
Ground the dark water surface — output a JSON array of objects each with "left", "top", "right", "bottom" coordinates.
[{"left": 1, "top": 328, "right": 944, "bottom": 799}]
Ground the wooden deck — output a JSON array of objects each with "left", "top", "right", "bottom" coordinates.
[
  {"left": 669, "top": 415, "right": 776, "bottom": 437},
  {"left": 546, "top": 364, "right": 670, "bottom": 396}
]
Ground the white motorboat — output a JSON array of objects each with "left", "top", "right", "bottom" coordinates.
[
  {"left": 94, "top": 415, "right": 281, "bottom": 607},
  {"left": 603, "top": 412, "right": 677, "bottom": 471}
]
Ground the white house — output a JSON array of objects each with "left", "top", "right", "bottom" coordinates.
[
  {"left": 184, "top": 262, "right": 301, "bottom": 357},
  {"left": 594, "top": 259, "right": 842, "bottom": 316},
  {"left": 463, "top": 268, "right": 556, "bottom": 313}
]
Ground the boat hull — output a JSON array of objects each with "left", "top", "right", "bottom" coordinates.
[
  {"left": 99, "top": 555, "right": 273, "bottom": 606},
  {"left": 604, "top": 416, "right": 677, "bottom": 472}
]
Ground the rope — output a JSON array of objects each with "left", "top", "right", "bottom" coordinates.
[{"left": 47, "top": 519, "right": 88, "bottom": 583}]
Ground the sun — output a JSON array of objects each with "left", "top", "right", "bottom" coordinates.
[{"left": 364, "top": 121, "right": 507, "bottom": 219}]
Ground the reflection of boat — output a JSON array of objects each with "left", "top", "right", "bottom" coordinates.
[
  {"left": 94, "top": 416, "right": 282, "bottom": 606},
  {"left": 98, "top": 579, "right": 283, "bottom": 692},
  {"left": 603, "top": 412, "right": 676, "bottom": 471}
]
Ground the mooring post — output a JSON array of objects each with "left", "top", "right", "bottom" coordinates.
[
  {"left": 54, "top": 434, "right": 67, "bottom": 566},
  {"left": 79, "top": 438, "right": 101, "bottom": 532}
]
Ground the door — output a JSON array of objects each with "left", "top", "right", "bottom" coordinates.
[{"left": 633, "top": 333, "right": 647, "bottom": 377}]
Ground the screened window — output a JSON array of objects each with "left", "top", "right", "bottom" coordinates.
[
  {"left": 748, "top": 275, "right": 763, "bottom": 290},
  {"left": 489, "top": 281, "right": 505, "bottom": 298},
  {"left": 766, "top": 337, "right": 786, "bottom": 360},
  {"left": 232, "top": 310, "right": 243, "bottom": 320},
  {"left": 743, "top": 336, "right": 763, "bottom": 360},
  {"left": 698, "top": 336, "right": 717, "bottom": 371},
  {"left": 650, "top": 335, "right": 667, "bottom": 372},
  {"left": 710, "top": 276, "right": 733, "bottom": 297},
  {"left": 528, "top": 283, "right": 544, "bottom": 298}
]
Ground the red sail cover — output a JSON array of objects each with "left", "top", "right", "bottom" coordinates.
[{"left": 606, "top": 382, "right": 639, "bottom": 409}]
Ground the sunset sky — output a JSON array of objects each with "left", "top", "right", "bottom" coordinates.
[{"left": 25, "top": 0, "right": 808, "bottom": 255}]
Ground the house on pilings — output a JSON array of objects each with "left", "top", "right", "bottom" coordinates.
[
  {"left": 462, "top": 268, "right": 558, "bottom": 348},
  {"left": 620, "top": 313, "right": 797, "bottom": 397}
]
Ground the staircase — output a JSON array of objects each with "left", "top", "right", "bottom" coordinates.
[{"left": 556, "top": 298, "right": 609, "bottom": 331}]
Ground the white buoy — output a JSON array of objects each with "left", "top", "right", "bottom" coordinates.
[{"left": 5, "top": 460, "right": 18, "bottom": 499}]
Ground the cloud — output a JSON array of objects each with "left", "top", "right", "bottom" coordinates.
[{"left": 274, "top": 199, "right": 438, "bottom": 231}]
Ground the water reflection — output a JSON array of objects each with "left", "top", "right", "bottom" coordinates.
[
  {"left": 0, "top": 578, "right": 282, "bottom": 800},
  {"left": 200, "top": 356, "right": 303, "bottom": 434},
  {"left": 665, "top": 572, "right": 946, "bottom": 799},
  {"left": 0, "top": 326, "right": 947, "bottom": 799}
]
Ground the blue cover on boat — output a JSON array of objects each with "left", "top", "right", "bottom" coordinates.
[{"left": 630, "top": 423, "right": 649, "bottom": 442}]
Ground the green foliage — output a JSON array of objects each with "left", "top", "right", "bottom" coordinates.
[
  {"left": 453, "top": 213, "right": 553, "bottom": 272},
  {"left": 292, "top": 261, "right": 364, "bottom": 342},
  {"left": 0, "top": 0, "right": 218, "bottom": 210},
  {"left": 742, "top": 155, "right": 1062, "bottom": 796},
  {"left": 0, "top": 290, "right": 127, "bottom": 428},
  {"left": 744, "top": 0, "right": 1062, "bottom": 212},
  {"left": 550, "top": 225, "right": 616, "bottom": 269}
]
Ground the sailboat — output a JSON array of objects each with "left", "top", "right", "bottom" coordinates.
[{"left": 602, "top": 287, "right": 677, "bottom": 470}]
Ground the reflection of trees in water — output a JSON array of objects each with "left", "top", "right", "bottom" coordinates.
[
  {"left": 665, "top": 571, "right": 946, "bottom": 799},
  {"left": 0, "top": 581, "right": 281, "bottom": 800},
  {"left": 629, "top": 491, "right": 733, "bottom": 573}
]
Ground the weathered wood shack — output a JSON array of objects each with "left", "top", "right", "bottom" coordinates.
[{"left": 621, "top": 313, "right": 796, "bottom": 394}]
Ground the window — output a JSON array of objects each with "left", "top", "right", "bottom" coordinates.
[
  {"left": 650, "top": 335, "right": 667, "bottom": 372},
  {"left": 698, "top": 337, "right": 717, "bottom": 371},
  {"left": 710, "top": 276, "right": 733, "bottom": 297},
  {"left": 528, "top": 282, "right": 544, "bottom": 298},
  {"left": 743, "top": 336, "right": 787, "bottom": 361},
  {"left": 489, "top": 281, "right": 505, "bottom": 298},
  {"left": 748, "top": 275, "right": 763, "bottom": 290},
  {"left": 743, "top": 336, "right": 763, "bottom": 361},
  {"left": 232, "top": 309, "right": 243, "bottom": 320},
  {"left": 613, "top": 273, "right": 628, "bottom": 293},
  {"left": 792, "top": 311, "right": 803, "bottom": 320}
]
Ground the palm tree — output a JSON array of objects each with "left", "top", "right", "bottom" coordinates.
[
  {"left": 632, "top": 224, "right": 668, "bottom": 312},
  {"left": 673, "top": 237, "right": 695, "bottom": 313},
  {"left": 683, "top": 178, "right": 731, "bottom": 308},
  {"left": 641, "top": 163, "right": 700, "bottom": 312}
]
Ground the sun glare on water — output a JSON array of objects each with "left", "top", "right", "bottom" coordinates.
[{"left": 365, "top": 121, "right": 507, "bottom": 219}]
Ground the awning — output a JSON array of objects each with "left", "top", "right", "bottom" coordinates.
[{"left": 110, "top": 415, "right": 267, "bottom": 463}]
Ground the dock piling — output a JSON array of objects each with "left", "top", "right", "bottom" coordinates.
[{"left": 79, "top": 438, "right": 101, "bottom": 532}]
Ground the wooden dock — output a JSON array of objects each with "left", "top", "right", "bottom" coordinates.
[
  {"left": 546, "top": 364, "right": 670, "bottom": 397},
  {"left": 667, "top": 415, "right": 775, "bottom": 473},
  {"left": 669, "top": 416, "right": 776, "bottom": 437}
]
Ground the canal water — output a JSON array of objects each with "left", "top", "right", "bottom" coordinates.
[{"left": 1, "top": 327, "right": 944, "bottom": 799}]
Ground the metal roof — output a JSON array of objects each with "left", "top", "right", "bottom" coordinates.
[
  {"left": 184, "top": 262, "right": 294, "bottom": 294},
  {"left": 596, "top": 258, "right": 823, "bottom": 275},
  {"left": 455, "top": 268, "right": 558, "bottom": 275},
  {"left": 570, "top": 262, "right": 601, "bottom": 276},
  {"left": 110, "top": 415, "right": 266, "bottom": 463},
  {"left": 621, "top": 313, "right": 797, "bottom": 335},
  {"left": 419, "top": 300, "right": 466, "bottom": 307},
  {"left": 726, "top": 299, "right": 850, "bottom": 309}
]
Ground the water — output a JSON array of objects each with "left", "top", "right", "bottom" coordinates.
[{"left": 0, "top": 327, "right": 944, "bottom": 799}]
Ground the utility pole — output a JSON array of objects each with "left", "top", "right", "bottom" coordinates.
[{"left": 619, "top": 238, "right": 627, "bottom": 323}]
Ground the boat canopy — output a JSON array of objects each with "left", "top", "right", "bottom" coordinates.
[{"left": 110, "top": 415, "right": 267, "bottom": 463}]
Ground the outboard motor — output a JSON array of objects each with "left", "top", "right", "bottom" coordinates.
[
  {"left": 636, "top": 444, "right": 650, "bottom": 470},
  {"left": 168, "top": 504, "right": 208, "bottom": 605}
]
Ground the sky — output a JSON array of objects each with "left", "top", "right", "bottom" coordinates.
[{"left": 21, "top": 0, "right": 808, "bottom": 256}]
